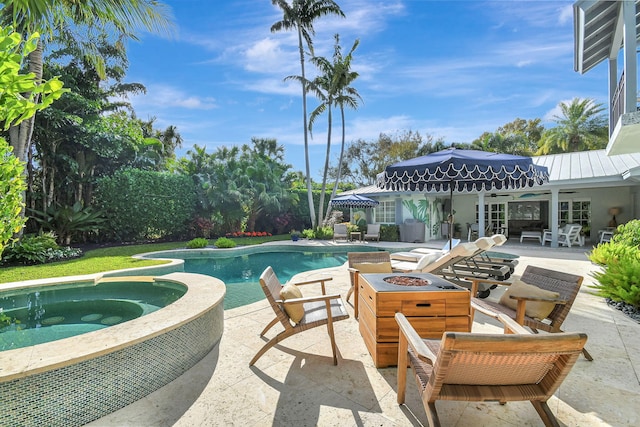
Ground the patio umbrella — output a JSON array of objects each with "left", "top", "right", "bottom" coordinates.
[
  {"left": 330, "top": 194, "right": 380, "bottom": 209},
  {"left": 376, "top": 148, "right": 549, "bottom": 247}
]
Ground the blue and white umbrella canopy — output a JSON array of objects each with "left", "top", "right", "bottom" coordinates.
[
  {"left": 377, "top": 148, "right": 549, "bottom": 247},
  {"left": 330, "top": 194, "right": 380, "bottom": 209},
  {"left": 376, "top": 148, "right": 549, "bottom": 192}
]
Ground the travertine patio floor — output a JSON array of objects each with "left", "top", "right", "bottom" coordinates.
[{"left": 89, "top": 239, "right": 640, "bottom": 426}]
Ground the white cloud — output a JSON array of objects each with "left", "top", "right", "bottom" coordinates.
[
  {"left": 243, "top": 37, "right": 299, "bottom": 75},
  {"left": 558, "top": 5, "right": 574, "bottom": 25},
  {"left": 128, "top": 84, "right": 217, "bottom": 110}
]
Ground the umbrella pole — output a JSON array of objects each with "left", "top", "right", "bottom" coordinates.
[{"left": 448, "top": 185, "right": 453, "bottom": 249}]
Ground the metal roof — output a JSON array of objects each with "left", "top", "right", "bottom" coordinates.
[
  {"left": 342, "top": 150, "right": 640, "bottom": 196},
  {"left": 573, "top": 0, "right": 640, "bottom": 74}
]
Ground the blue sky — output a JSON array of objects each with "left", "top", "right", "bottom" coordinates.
[{"left": 124, "top": 0, "right": 608, "bottom": 179}]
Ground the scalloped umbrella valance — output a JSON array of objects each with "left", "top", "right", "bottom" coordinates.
[
  {"left": 376, "top": 148, "right": 549, "bottom": 247},
  {"left": 330, "top": 194, "right": 380, "bottom": 209},
  {"left": 376, "top": 148, "right": 549, "bottom": 193}
]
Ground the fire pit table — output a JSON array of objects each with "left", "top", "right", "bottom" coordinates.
[{"left": 358, "top": 272, "right": 471, "bottom": 367}]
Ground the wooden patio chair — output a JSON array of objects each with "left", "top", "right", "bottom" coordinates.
[
  {"left": 396, "top": 312, "right": 588, "bottom": 427},
  {"left": 347, "top": 251, "right": 392, "bottom": 319},
  {"left": 249, "top": 266, "right": 349, "bottom": 366},
  {"left": 468, "top": 265, "right": 593, "bottom": 361}
]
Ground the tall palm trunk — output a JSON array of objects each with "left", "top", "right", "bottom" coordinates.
[
  {"left": 325, "top": 105, "right": 346, "bottom": 223},
  {"left": 317, "top": 104, "right": 333, "bottom": 226},
  {"left": 296, "top": 25, "right": 316, "bottom": 230},
  {"left": 8, "top": 40, "right": 43, "bottom": 235}
]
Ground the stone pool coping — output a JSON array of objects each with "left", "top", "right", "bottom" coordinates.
[{"left": 0, "top": 272, "right": 225, "bottom": 382}]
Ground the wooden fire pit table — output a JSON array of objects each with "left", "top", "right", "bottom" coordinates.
[{"left": 358, "top": 272, "right": 471, "bottom": 367}]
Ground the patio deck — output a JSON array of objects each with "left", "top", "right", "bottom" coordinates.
[{"left": 89, "top": 239, "right": 640, "bottom": 426}]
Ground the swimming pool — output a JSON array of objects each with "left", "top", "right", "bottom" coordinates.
[{"left": 144, "top": 245, "right": 381, "bottom": 309}]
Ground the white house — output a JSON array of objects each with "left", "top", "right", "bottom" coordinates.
[{"left": 342, "top": 150, "right": 640, "bottom": 247}]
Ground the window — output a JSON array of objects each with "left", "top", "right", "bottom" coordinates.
[
  {"left": 374, "top": 200, "right": 395, "bottom": 224},
  {"left": 557, "top": 200, "right": 590, "bottom": 226},
  {"left": 508, "top": 202, "right": 542, "bottom": 221},
  {"left": 476, "top": 202, "right": 507, "bottom": 232}
]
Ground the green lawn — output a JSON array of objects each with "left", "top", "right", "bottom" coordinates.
[{"left": 0, "top": 235, "right": 292, "bottom": 283}]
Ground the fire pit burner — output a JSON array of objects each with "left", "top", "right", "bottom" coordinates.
[{"left": 383, "top": 276, "right": 432, "bottom": 287}]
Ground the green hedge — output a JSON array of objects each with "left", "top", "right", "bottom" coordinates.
[
  {"left": 380, "top": 224, "right": 399, "bottom": 242},
  {"left": 95, "top": 169, "right": 196, "bottom": 242}
]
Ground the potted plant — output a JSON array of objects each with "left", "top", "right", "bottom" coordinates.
[{"left": 290, "top": 229, "right": 301, "bottom": 241}]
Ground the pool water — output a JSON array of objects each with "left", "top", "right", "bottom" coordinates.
[
  {"left": 0, "top": 279, "right": 186, "bottom": 351},
  {"left": 180, "top": 247, "right": 379, "bottom": 309}
]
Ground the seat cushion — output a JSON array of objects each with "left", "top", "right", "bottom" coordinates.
[
  {"left": 390, "top": 252, "right": 422, "bottom": 262},
  {"left": 280, "top": 284, "right": 304, "bottom": 323},
  {"left": 499, "top": 279, "right": 560, "bottom": 320},
  {"left": 352, "top": 261, "right": 393, "bottom": 273}
]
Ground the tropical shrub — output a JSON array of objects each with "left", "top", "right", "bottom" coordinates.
[
  {"left": 95, "top": 169, "right": 196, "bottom": 242},
  {"left": 29, "top": 202, "right": 106, "bottom": 245},
  {"left": 302, "top": 228, "right": 315, "bottom": 239},
  {"left": 186, "top": 238, "right": 208, "bottom": 249},
  {"left": 0, "top": 140, "right": 25, "bottom": 255},
  {"left": 380, "top": 224, "right": 399, "bottom": 242},
  {"left": 214, "top": 237, "right": 236, "bottom": 248},
  {"left": 315, "top": 226, "right": 333, "bottom": 240},
  {"left": 1, "top": 232, "right": 82, "bottom": 265},
  {"left": 608, "top": 220, "right": 640, "bottom": 247},
  {"left": 190, "top": 217, "right": 214, "bottom": 239},
  {"left": 589, "top": 219, "right": 640, "bottom": 307}
]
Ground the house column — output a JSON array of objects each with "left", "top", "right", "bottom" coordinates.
[
  {"left": 608, "top": 58, "right": 617, "bottom": 132},
  {"left": 550, "top": 188, "right": 560, "bottom": 248},
  {"left": 478, "top": 193, "right": 486, "bottom": 237},
  {"left": 622, "top": 0, "right": 637, "bottom": 114}
]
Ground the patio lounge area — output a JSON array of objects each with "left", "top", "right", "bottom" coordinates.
[{"left": 90, "top": 240, "right": 640, "bottom": 426}]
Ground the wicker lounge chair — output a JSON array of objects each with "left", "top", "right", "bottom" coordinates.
[
  {"left": 347, "top": 251, "right": 392, "bottom": 319},
  {"left": 468, "top": 265, "right": 593, "bottom": 361},
  {"left": 249, "top": 266, "right": 349, "bottom": 366},
  {"left": 395, "top": 312, "right": 588, "bottom": 427}
]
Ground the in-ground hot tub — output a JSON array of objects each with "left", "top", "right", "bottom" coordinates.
[{"left": 0, "top": 272, "right": 225, "bottom": 427}]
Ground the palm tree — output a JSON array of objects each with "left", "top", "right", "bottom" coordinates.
[
  {"left": 308, "top": 34, "right": 361, "bottom": 224},
  {"left": 537, "top": 98, "right": 608, "bottom": 155},
  {"left": 1, "top": 0, "right": 173, "bottom": 165},
  {"left": 328, "top": 39, "right": 360, "bottom": 218},
  {"left": 271, "top": 0, "right": 345, "bottom": 230}
]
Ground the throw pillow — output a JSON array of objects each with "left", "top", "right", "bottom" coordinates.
[
  {"left": 498, "top": 279, "right": 560, "bottom": 320},
  {"left": 352, "top": 261, "right": 393, "bottom": 273},
  {"left": 280, "top": 284, "right": 304, "bottom": 323}
]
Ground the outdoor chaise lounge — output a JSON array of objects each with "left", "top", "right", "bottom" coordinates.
[
  {"left": 390, "top": 242, "right": 477, "bottom": 273},
  {"left": 250, "top": 266, "right": 349, "bottom": 366},
  {"left": 467, "top": 265, "right": 593, "bottom": 361},
  {"left": 450, "top": 236, "right": 512, "bottom": 281},
  {"left": 395, "top": 311, "right": 588, "bottom": 427},
  {"left": 390, "top": 242, "right": 501, "bottom": 298}
]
